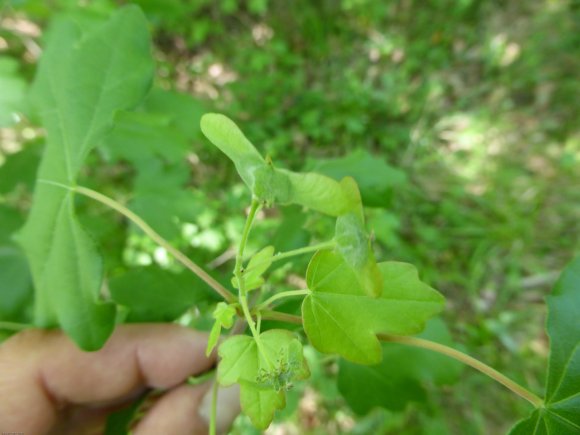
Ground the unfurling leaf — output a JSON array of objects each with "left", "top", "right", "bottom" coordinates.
[
  {"left": 302, "top": 250, "right": 444, "bottom": 364},
  {"left": 217, "top": 329, "right": 309, "bottom": 429},
  {"left": 335, "top": 177, "right": 382, "bottom": 297}
]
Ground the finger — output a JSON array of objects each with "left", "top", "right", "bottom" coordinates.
[
  {"left": 132, "top": 383, "right": 210, "bottom": 435},
  {"left": 0, "top": 324, "right": 214, "bottom": 433},
  {"left": 199, "top": 384, "right": 241, "bottom": 435}
]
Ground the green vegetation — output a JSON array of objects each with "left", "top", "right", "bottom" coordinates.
[{"left": 1, "top": 1, "right": 579, "bottom": 433}]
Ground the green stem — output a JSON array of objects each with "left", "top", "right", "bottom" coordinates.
[
  {"left": 40, "top": 180, "right": 234, "bottom": 303},
  {"left": 243, "top": 240, "right": 336, "bottom": 275},
  {"left": 256, "top": 311, "right": 262, "bottom": 334},
  {"left": 239, "top": 293, "right": 262, "bottom": 343},
  {"left": 234, "top": 199, "right": 261, "bottom": 297},
  {"left": 256, "top": 289, "right": 310, "bottom": 311},
  {"left": 234, "top": 199, "right": 270, "bottom": 366},
  {"left": 0, "top": 322, "right": 34, "bottom": 332},
  {"left": 259, "top": 310, "right": 302, "bottom": 325},
  {"left": 209, "top": 378, "right": 219, "bottom": 435},
  {"left": 378, "top": 334, "right": 544, "bottom": 408}
]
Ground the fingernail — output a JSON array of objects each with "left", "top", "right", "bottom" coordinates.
[{"left": 199, "top": 383, "right": 241, "bottom": 434}]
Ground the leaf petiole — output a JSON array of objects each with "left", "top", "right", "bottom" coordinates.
[
  {"left": 242, "top": 240, "right": 336, "bottom": 275},
  {"left": 39, "top": 180, "right": 235, "bottom": 303},
  {"left": 378, "top": 334, "right": 544, "bottom": 408},
  {"left": 256, "top": 289, "right": 310, "bottom": 312},
  {"left": 259, "top": 310, "right": 302, "bottom": 325}
]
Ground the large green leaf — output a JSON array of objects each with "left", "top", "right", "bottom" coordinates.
[
  {"left": 302, "top": 250, "right": 445, "bottom": 364},
  {"left": 109, "top": 267, "right": 216, "bottom": 323},
  {"left": 509, "top": 257, "right": 580, "bottom": 434},
  {"left": 337, "top": 318, "right": 463, "bottom": 414},
  {"left": 128, "top": 159, "right": 195, "bottom": 239},
  {"left": 217, "top": 329, "right": 309, "bottom": 429},
  {"left": 19, "top": 6, "right": 154, "bottom": 350},
  {"left": 102, "top": 110, "right": 189, "bottom": 164}
]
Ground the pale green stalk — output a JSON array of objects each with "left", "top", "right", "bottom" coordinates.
[
  {"left": 209, "top": 379, "right": 219, "bottom": 435},
  {"left": 259, "top": 310, "right": 302, "bottom": 325},
  {"left": 234, "top": 199, "right": 271, "bottom": 366},
  {"left": 378, "top": 334, "right": 544, "bottom": 408},
  {"left": 256, "top": 289, "right": 310, "bottom": 311},
  {"left": 256, "top": 311, "right": 262, "bottom": 334},
  {"left": 243, "top": 240, "right": 336, "bottom": 275},
  {"left": 39, "top": 180, "right": 234, "bottom": 303}
]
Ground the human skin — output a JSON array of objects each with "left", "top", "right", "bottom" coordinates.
[{"left": 0, "top": 324, "right": 237, "bottom": 434}]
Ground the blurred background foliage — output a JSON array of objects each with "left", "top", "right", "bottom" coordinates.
[{"left": 1, "top": 0, "right": 579, "bottom": 433}]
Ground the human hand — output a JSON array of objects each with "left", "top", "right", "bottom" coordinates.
[{"left": 0, "top": 324, "right": 240, "bottom": 434}]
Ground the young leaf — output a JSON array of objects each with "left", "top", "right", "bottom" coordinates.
[
  {"left": 213, "top": 301, "right": 237, "bottom": 328},
  {"left": 302, "top": 250, "right": 445, "bottom": 364},
  {"left": 207, "top": 322, "right": 222, "bottom": 358},
  {"left": 217, "top": 329, "right": 309, "bottom": 429},
  {"left": 200, "top": 114, "right": 359, "bottom": 216},
  {"left": 509, "top": 256, "right": 580, "bottom": 434},
  {"left": 200, "top": 113, "right": 265, "bottom": 188},
  {"left": 254, "top": 166, "right": 359, "bottom": 216},
  {"left": 239, "top": 381, "right": 286, "bottom": 430},
  {"left": 232, "top": 246, "right": 275, "bottom": 291},
  {"left": 281, "top": 170, "right": 359, "bottom": 216},
  {"left": 18, "top": 6, "right": 154, "bottom": 350},
  {"left": 206, "top": 302, "right": 237, "bottom": 356}
]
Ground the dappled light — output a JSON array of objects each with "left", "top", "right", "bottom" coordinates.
[{"left": 0, "top": 0, "right": 578, "bottom": 433}]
